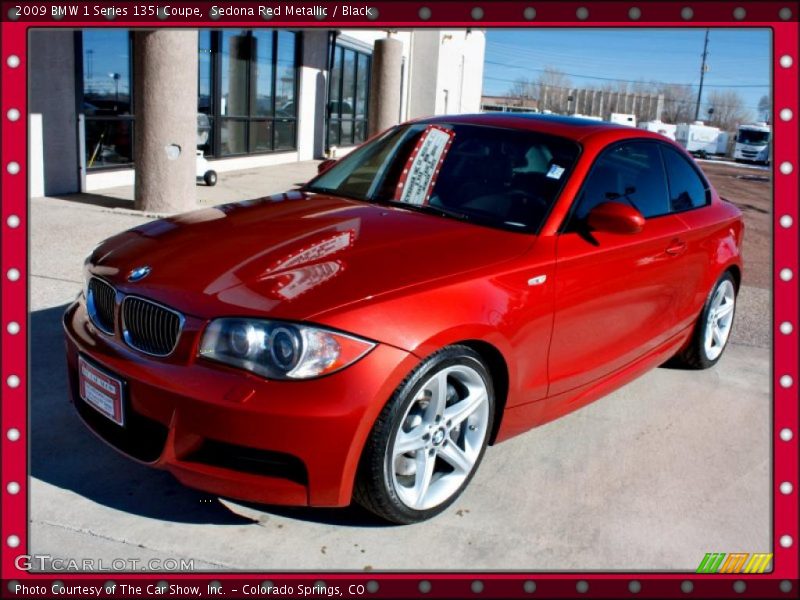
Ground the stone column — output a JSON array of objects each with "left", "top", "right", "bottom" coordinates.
[
  {"left": 133, "top": 30, "right": 198, "bottom": 213},
  {"left": 367, "top": 36, "right": 403, "bottom": 137}
]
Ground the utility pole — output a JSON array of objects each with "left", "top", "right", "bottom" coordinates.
[{"left": 694, "top": 29, "right": 710, "bottom": 121}]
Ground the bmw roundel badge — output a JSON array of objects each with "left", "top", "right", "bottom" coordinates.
[{"left": 127, "top": 265, "right": 152, "bottom": 282}]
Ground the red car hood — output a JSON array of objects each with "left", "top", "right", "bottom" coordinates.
[{"left": 90, "top": 192, "right": 534, "bottom": 321}]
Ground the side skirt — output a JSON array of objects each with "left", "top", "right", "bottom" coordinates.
[{"left": 494, "top": 325, "right": 694, "bottom": 443}]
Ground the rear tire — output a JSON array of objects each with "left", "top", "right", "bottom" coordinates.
[
  {"left": 354, "top": 346, "right": 494, "bottom": 524},
  {"left": 673, "top": 272, "right": 737, "bottom": 369}
]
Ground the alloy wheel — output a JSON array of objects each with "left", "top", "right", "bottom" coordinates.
[
  {"left": 704, "top": 279, "right": 735, "bottom": 361},
  {"left": 389, "top": 365, "right": 490, "bottom": 510}
]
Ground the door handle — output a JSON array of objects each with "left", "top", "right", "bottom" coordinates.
[{"left": 665, "top": 239, "right": 687, "bottom": 256}]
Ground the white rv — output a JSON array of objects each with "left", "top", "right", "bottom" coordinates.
[
  {"left": 675, "top": 121, "right": 721, "bottom": 156},
  {"left": 638, "top": 120, "right": 677, "bottom": 141},
  {"left": 733, "top": 122, "right": 771, "bottom": 164},
  {"left": 715, "top": 131, "right": 730, "bottom": 156},
  {"left": 609, "top": 113, "right": 636, "bottom": 127}
]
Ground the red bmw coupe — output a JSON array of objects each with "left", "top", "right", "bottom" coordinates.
[{"left": 64, "top": 114, "right": 743, "bottom": 523}]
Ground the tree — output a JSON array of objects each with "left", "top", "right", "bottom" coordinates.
[
  {"left": 507, "top": 77, "right": 537, "bottom": 106},
  {"left": 705, "top": 89, "right": 753, "bottom": 131},
  {"left": 537, "top": 66, "right": 572, "bottom": 90},
  {"left": 757, "top": 95, "right": 771, "bottom": 121},
  {"left": 657, "top": 83, "right": 695, "bottom": 124},
  {"left": 536, "top": 67, "right": 572, "bottom": 113},
  {"left": 505, "top": 67, "right": 573, "bottom": 113}
]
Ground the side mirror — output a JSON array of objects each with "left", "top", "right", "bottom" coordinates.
[
  {"left": 586, "top": 201, "right": 644, "bottom": 235},
  {"left": 317, "top": 158, "right": 337, "bottom": 174}
]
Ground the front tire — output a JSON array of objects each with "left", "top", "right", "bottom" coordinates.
[
  {"left": 673, "top": 272, "right": 737, "bottom": 369},
  {"left": 355, "top": 346, "right": 494, "bottom": 524}
]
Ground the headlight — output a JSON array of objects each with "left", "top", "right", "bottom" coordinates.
[{"left": 198, "top": 318, "right": 375, "bottom": 380}]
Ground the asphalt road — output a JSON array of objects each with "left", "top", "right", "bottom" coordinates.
[{"left": 28, "top": 174, "right": 771, "bottom": 572}]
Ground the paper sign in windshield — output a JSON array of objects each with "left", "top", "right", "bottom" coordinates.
[
  {"left": 546, "top": 164, "right": 566, "bottom": 179},
  {"left": 395, "top": 125, "right": 455, "bottom": 206}
]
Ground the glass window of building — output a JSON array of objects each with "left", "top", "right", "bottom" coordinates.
[
  {"left": 198, "top": 30, "right": 214, "bottom": 156},
  {"left": 274, "top": 31, "right": 297, "bottom": 150},
  {"left": 80, "top": 29, "right": 298, "bottom": 169},
  {"left": 215, "top": 30, "right": 298, "bottom": 157},
  {"left": 328, "top": 44, "right": 370, "bottom": 148},
  {"left": 248, "top": 30, "right": 274, "bottom": 153},
  {"left": 253, "top": 30, "right": 274, "bottom": 117},
  {"left": 219, "top": 29, "right": 250, "bottom": 155},
  {"left": 81, "top": 30, "right": 134, "bottom": 169}
]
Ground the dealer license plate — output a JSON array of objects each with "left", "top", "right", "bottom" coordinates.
[{"left": 78, "top": 356, "right": 125, "bottom": 426}]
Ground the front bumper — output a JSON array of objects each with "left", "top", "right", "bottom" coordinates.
[{"left": 63, "top": 298, "right": 418, "bottom": 507}]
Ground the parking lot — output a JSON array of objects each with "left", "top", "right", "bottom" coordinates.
[{"left": 28, "top": 159, "right": 771, "bottom": 571}]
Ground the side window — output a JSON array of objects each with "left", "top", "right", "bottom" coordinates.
[
  {"left": 573, "top": 142, "right": 670, "bottom": 223},
  {"left": 661, "top": 146, "right": 709, "bottom": 212}
]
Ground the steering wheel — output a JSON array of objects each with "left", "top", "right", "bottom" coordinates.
[{"left": 508, "top": 189, "right": 548, "bottom": 211}]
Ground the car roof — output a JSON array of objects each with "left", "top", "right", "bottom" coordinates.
[{"left": 418, "top": 112, "right": 658, "bottom": 143}]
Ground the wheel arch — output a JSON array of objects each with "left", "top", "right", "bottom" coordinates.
[
  {"left": 725, "top": 263, "right": 742, "bottom": 292},
  {"left": 458, "top": 339, "right": 510, "bottom": 446}
]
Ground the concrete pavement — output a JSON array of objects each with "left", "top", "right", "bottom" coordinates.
[{"left": 28, "top": 163, "right": 771, "bottom": 571}]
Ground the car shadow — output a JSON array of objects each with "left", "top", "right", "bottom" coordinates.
[
  {"left": 31, "top": 304, "right": 386, "bottom": 527},
  {"left": 228, "top": 501, "right": 393, "bottom": 528},
  {"left": 31, "top": 305, "right": 253, "bottom": 525}
]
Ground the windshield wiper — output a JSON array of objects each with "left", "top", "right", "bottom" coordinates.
[
  {"left": 374, "top": 200, "right": 473, "bottom": 222},
  {"left": 303, "top": 185, "right": 365, "bottom": 202}
]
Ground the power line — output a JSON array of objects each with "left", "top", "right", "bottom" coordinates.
[
  {"left": 486, "top": 37, "right": 769, "bottom": 66},
  {"left": 483, "top": 60, "right": 770, "bottom": 89},
  {"left": 482, "top": 77, "right": 764, "bottom": 111},
  {"left": 486, "top": 42, "right": 768, "bottom": 81},
  {"left": 487, "top": 51, "right": 766, "bottom": 84}
]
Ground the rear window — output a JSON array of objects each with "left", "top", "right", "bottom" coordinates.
[{"left": 661, "top": 146, "right": 709, "bottom": 211}]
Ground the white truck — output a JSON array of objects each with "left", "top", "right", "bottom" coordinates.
[
  {"left": 675, "top": 121, "right": 721, "bottom": 156},
  {"left": 638, "top": 120, "right": 677, "bottom": 141},
  {"left": 609, "top": 113, "right": 636, "bottom": 127},
  {"left": 733, "top": 122, "right": 771, "bottom": 164}
]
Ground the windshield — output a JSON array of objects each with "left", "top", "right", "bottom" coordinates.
[
  {"left": 305, "top": 122, "right": 580, "bottom": 232},
  {"left": 738, "top": 130, "right": 770, "bottom": 145}
]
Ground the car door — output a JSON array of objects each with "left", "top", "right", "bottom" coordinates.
[
  {"left": 547, "top": 140, "right": 691, "bottom": 396},
  {"left": 658, "top": 144, "right": 722, "bottom": 332}
]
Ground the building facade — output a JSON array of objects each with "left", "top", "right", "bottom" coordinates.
[{"left": 28, "top": 29, "right": 485, "bottom": 196}]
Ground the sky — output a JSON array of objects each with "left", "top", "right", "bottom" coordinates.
[
  {"left": 82, "top": 28, "right": 772, "bottom": 121},
  {"left": 482, "top": 28, "right": 771, "bottom": 119}
]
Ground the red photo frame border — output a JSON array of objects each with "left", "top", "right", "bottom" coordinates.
[{"left": 1, "top": 2, "right": 797, "bottom": 598}]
